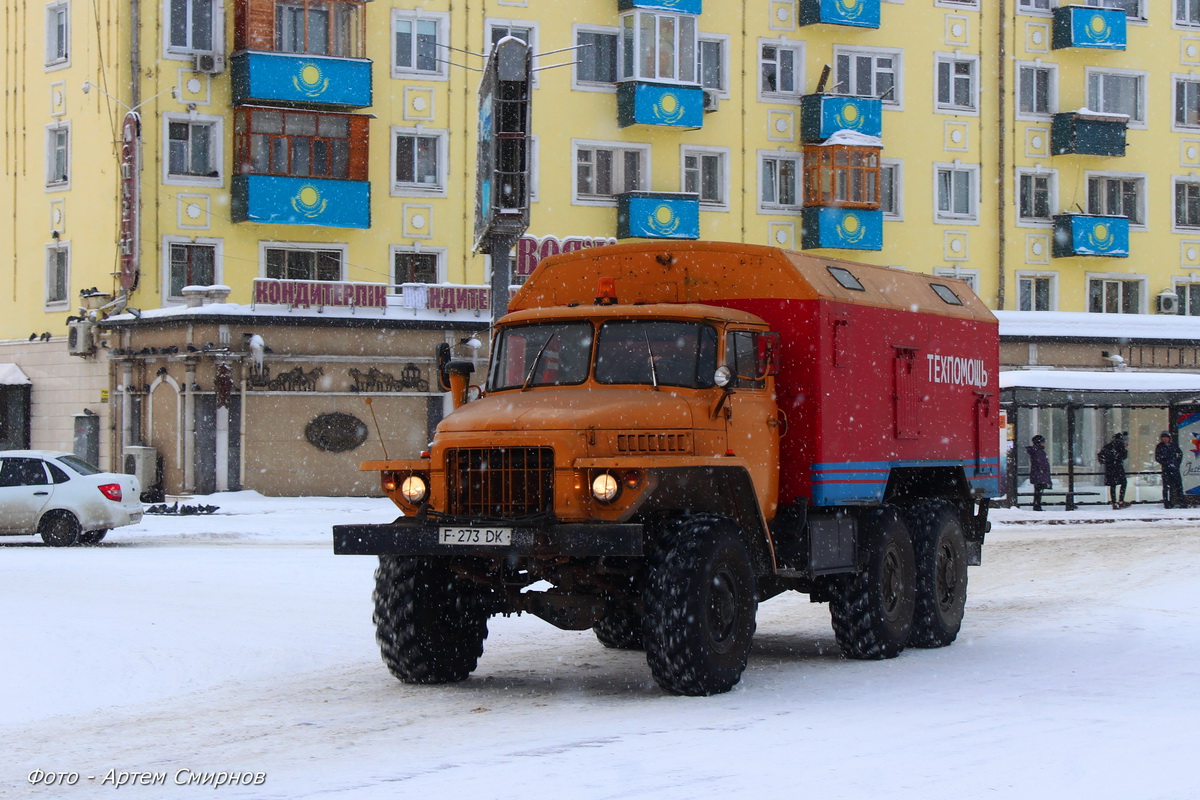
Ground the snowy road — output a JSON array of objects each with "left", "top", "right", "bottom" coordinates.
[{"left": 2, "top": 495, "right": 1198, "bottom": 799}]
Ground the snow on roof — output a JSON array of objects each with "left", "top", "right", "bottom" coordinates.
[
  {"left": 0, "top": 363, "right": 31, "bottom": 385},
  {"left": 997, "top": 310, "right": 1200, "bottom": 341},
  {"left": 1001, "top": 368, "right": 1200, "bottom": 393}
]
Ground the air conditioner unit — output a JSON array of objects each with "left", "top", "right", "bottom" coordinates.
[
  {"left": 1156, "top": 290, "right": 1180, "bottom": 315},
  {"left": 67, "top": 320, "right": 94, "bottom": 356},
  {"left": 123, "top": 446, "right": 159, "bottom": 502},
  {"left": 192, "top": 53, "right": 225, "bottom": 74},
  {"left": 702, "top": 88, "right": 720, "bottom": 113}
]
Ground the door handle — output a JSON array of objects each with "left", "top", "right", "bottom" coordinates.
[{"left": 33, "top": 491, "right": 49, "bottom": 496}]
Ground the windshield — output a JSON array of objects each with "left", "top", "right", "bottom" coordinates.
[
  {"left": 595, "top": 320, "right": 717, "bottom": 389},
  {"left": 488, "top": 322, "right": 594, "bottom": 391}
]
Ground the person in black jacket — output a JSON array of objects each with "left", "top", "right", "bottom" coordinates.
[
  {"left": 1155, "top": 430, "right": 1184, "bottom": 509},
  {"left": 1026, "top": 434, "right": 1051, "bottom": 511},
  {"left": 1098, "top": 432, "right": 1130, "bottom": 509}
]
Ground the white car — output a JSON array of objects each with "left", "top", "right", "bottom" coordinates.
[{"left": 0, "top": 451, "right": 143, "bottom": 546}]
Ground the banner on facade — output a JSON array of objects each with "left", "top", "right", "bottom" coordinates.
[
  {"left": 253, "top": 279, "right": 387, "bottom": 309},
  {"left": 1180, "top": 412, "right": 1200, "bottom": 497}
]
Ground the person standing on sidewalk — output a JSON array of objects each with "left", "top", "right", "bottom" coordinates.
[
  {"left": 1155, "top": 430, "right": 1184, "bottom": 509},
  {"left": 1099, "top": 432, "right": 1130, "bottom": 509},
  {"left": 1027, "top": 434, "right": 1052, "bottom": 511}
]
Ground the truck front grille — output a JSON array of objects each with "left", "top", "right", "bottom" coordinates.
[{"left": 445, "top": 447, "right": 554, "bottom": 519}]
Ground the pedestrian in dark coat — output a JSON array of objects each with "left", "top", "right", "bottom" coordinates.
[
  {"left": 1155, "top": 431, "right": 1184, "bottom": 509},
  {"left": 1026, "top": 434, "right": 1051, "bottom": 511},
  {"left": 1098, "top": 432, "right": 1129, "bottom": 509}
]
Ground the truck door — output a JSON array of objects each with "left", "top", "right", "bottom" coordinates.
[{"left": 724, "top": 329, "right": 781, "bottom": 519}]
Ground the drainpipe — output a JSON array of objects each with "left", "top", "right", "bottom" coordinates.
[
  {"left": 183, "top": 358, "right": 197, "bottom": 492},
  {"left": 996, "top": 0, "right": 1008, "bottom": 309}
]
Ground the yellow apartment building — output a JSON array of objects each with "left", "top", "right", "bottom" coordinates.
[{"left": 1, "top": 0, "right": 1199, "bottom": 498}]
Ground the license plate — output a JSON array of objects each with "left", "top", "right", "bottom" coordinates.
[{"left": 438, "top": 526, "right": 513, "bottom": 546}]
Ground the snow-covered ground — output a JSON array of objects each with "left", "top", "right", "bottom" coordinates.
[{"left": 2, "top": 492, "right": 1198, "bottom": 799}]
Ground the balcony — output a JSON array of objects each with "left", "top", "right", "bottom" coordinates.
[
  {"left": 617, "top": 82, "right": 705, "bottom": 129},
  {"left": 618, "top": 0, "right": 702, "bottom": 12},
  {"left": 800, "top": 94, "right": 883, "bottom": 142},
  {"left": 798, "top": 0, "right": 880, "bottom": 29},
  {"left": 1052, "top": 6, "right": 1126, "bottom": 50},
  {"left": 232, "top": 175, "right": 370, "bottom": 229},
  {"left": 801, "top": 207, "right": 883, "bottom": 251},
  {"left": 617, "top": 192, "right": 700, "bottom": 240},
  {"left": 231, "top": 52, "right": 372, "bottom": 109},
  {"left": 1051, "top": 214, "right": 1129, "bottom": 258},
  {"left": 1051, "top": 111, "right": 1127, "bottom": 157}
]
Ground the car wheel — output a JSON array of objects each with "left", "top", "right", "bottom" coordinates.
[
  {"left": 78, "top": 529, "right": 108, "bottom": 545},
  {"left": 40, "top": 512, "right": 82, "bottom": 547}
]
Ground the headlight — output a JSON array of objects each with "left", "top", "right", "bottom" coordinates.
[
  {"left": 400, "top": 475, "right": 428, "bottom": 504},
  {"left": 591, "top": 472, "right": 620, "bottom": 503}
]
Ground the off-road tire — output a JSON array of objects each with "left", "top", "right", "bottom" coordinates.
[
  {"left": 373, "top": 556, "right": 489, "bottom": 684},
  {"left": 829, "top": 510, "right": 916, "bottom": 660},
  {"left": 78, "top": 529, "right": 108, "bottom": 545},
  {"left": 593, "top": 606, "right": 644, "bottom": 650},
  {"left": 39, "top": 512, "right": 81, "bottom": 547},
  {"left": 643, "top": 515, "right": 757, "bottom": 696},
  {"left": 904, "top": 501, "right": 968, "bottom": 648}
]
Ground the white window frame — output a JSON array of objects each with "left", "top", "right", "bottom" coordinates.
[
  {"left": 1016, "top": 168, "right": 1057, "bottom": 227},
  {"left": 486, "top": 19, "right": 540, "bottom": 88},
  {"left": 44, "top": 242, "right": 69, "bottom": 310},
  {"left": 680, "top": 145, "right": 729, "bottom": 211},
  {"left": 572, "top": 140, "right": 650, "bottom": 207},
  {"left": 390, "top": 245, "right": 446, "bottom": 287},
  {"left": 45, "top": 1, "right": 70, "bottom": 69},
  {"left": 698, "top": 33, "right": 729, "bottom": 96},
  {"left": 1173, "top": 74, "right": 1200, "bottom": 131},
  {"left": 45, "top": 122, "right": 70, "bottom": 190},
  {"left": 390, "top": 127, "right": 448, "bottom": 197},
  {"left": 1173, "top": 177, "right": 1200, "bottom": 232},
  {"left": 1087, "top": 170, "right": 1147, "bottom": 230},
  {"left": 934, "top": 53, "right": 979, "bottom": 116},
  {"left": 934, "top": 267, "right": 979, "bottom": 293},
  {"left": 934, "top": 162, "right": 980, "bottom": 224},
  {"left": 758, "top": 149, "right": 802, "bottom": 214},
  {"left": 758, "top": 38, "right": 805, "bottom": 102},
  {"left": 1018, "top": 0, "right": 1052, "bottom": 15},
  {"left": 1085, "top": 0, "right": 1144, "bottom": 21},
  {"left": 834, "top": 45, "right": 903, "bottom": 108},
  {"left": 162, "top": 113, "right": 223, "bottom": 187},
  {"left": 935, "top": 0, "right": 979, "bottom": 10},
  {"left": 1016, "top": 271, "right": 1058, "bottom": 311},
  {"left": 573, "top": 23, "right": 619, "bottom": 92},
  {"left": 162, "top": 236, "right": 222, "bottom": 304},
  {"left": 881, "top": 159, "right": 904, "bottom": 220},
  {"left": 259, "top": 241, "right": 348, "bottom": 282},
  {"left": 165, "top": 0, "right": 218, "bottom": 58},
  {"left": 1086, "top": 67, "right": 1148, "bottom": 128},
  {"left": 1172, "top": 277, "right": 1200, "bottom": 315},
  {"left": 391, "top": 10, "right": 449, "bottom": 80},
  {"left": 1177, "top": 0, "right": 1200, "bottom": 28},
  {"left": 618, "top": 10, "right": 699, "bottom": 85},
  {"left": 1087, "top": 272, "right": 1147, "bottom": 314},
  {"left": 1016, "top": 61, "right": 1057, "bottom": 120}
]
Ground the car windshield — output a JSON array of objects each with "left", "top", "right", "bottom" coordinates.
[
  {"left": 488, "top": 321, "right": 594, "bottom": 391},
  {"left": 56, "top": 454, "right": 101, "bottom": 475},
  {"left": 595, "top": 320, "right": 718, "bottom": 389}
]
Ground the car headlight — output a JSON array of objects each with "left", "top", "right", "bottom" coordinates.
[
  {"left": 400, "top": 475, "right": 428, "bottom": 504},
  {"left": 591, "top": 472, "right": 620, "bottom": 503}
]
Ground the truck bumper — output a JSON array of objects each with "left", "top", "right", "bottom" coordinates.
[{"left": 333, "top": 520, "right": 644, "bottom": 557}]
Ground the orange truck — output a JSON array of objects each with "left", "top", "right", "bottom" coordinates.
[{"left": 334, "top": 241, "right": 1001, "bottom": 696}]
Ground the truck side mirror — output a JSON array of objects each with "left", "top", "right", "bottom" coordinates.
[{"left": 435, "top": 342, "right": 452, "bottom": 392}]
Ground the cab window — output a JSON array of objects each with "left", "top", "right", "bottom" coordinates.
[
  {"left": 727, "top": 330, "right": 780, "bottom": 389},
  {"left": 595, "top": 320, "right": 717, "bottom": 388},
  {"left": 488, "top": 321, "right": 594, "bottom": 391}
]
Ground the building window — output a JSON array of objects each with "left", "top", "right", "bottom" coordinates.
[
  {"left": 1176, "top": 78, "right": 1200, "bottom": 128},
  {"left": 760, "top": 152, "right": 801, "bottom": 211},
  {"left": 1088, "top": 174, "right": 1144, "bottom": 226},
  {"left": 488, "top": 22, "right": 531, "bottom": 48},
  {"left": 392, "top": 11, "right": 446, "bottom": 77},
  {"left": 264, "top": 246, "right": 343, "bottom": 281},
  {"left": 935, "top": 164, "right": 977, "bottom": 222},
  {"left": 167, "top": 241, "right": 217, "bottom": 300},
  {"left": 46, "top": 2, "right": 69, "bottom": 66},
  {"left": 619, "top": 11, "right": 697, "bottom": 84},
  {"left": 881, "top": 160, "right": 902, "bottom": 219},
  {"left": 1175, "top": 179, "right": 1200, "bottom": 229},
  {"left": 276, "top": 0, "right": 364, "bottom": 58},
  {"left": 934, "top": 267, "right": 979, "bottom": 293},
  {"left": 1088, "top": 277, "right": 1143, "bottom": 314},
  {"left": 393, "top": 248, "right": 440, "bottom": 285},
  {"left": 803, "top": 145, "right": 881, "bottom": 209},
  {"left": 936, "top": 55, "right": 978, "bottom": 113},
  {"left": 166, "top": 117, "right": 220, "bottom": 183},
  {"left": 682, "top": 148, "right": 727, "bottom": 207},
  {"left": 45, "top": 244, "right": 69, "bottom": 308},
  {"left": 760, "top": 40, "right": 803, "bottom": 98},
  {"left": 1085, "top": 0, "right": 1141, "bottom": 19},
  {"left": 575, "top": 142, "right": 647, "bottom": 203},
  {"left": 1176, "top": 281, "right": 1200, "bottom": 315},
  {"left": 834, "top": 48, "right": 900, "bottom": 105},
  {"left": 1018, "top": 273, "right": 1055, "bottom": 311},
  {"left": 168, "top": 0, "right": 214, "bottom": 53},
  {"left": 46, "top": 124, "right": 69, "bottom": 187},
  {"left": 576, "top": 27, "right": 618, "bottom": 85},
  {"left": 1017, "top": 63, "right": 1055, "bottom": 117},
  {"left": 1087, "top": 70, "right": 1145, "bottom": 124},
  {"left": 1019, "top": 0, "right": 1052, "bottom": 12},
  {"left": 234, "top": 108, "right": 367, "bottom": 181},
  {"left": 1178, "top": 0, "right": 1200, "bottom": 26},
  {"left": 391, "top": 129, "right": 445, "bottom": 194},
  {"left": 1018, "top": 171, "right": 1054, "bottom": 223},
  {"left": 698, "top": 36, "right": 725, "bottom": 92}
]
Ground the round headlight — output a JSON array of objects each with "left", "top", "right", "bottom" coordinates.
[
  {"left": 400, "top": 475, "right": 428, "bottom": 504},
  {"left": 591, "top": 472, "right": 620, "bottom": 503}
]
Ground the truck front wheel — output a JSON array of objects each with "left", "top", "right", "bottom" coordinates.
[
  {"left": 905, "top": 502, "right": 968, "bottom": 648},
  {"left": 643, "top": 515, "right": 758, "bottom": 696},
  {"left": 829, "top": 511, "right": 916, "bottom": 660},
  {"left": 372, "top": 556, "right": 489, "bottom": 684}
]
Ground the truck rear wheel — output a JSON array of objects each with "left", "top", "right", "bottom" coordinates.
[
  {"left": 372, "top": 556, "right": 489, "bottom": 684},
  {"left": 594, "top": 606, "right": 644, "bottom": 650},
  {"left": 830, "top": 511, "right": 916, "bottom": 660},
  {"left": 643, "top": 515, "right": 757, "bottom": 696},
  {"left": 905, "top": 502, "right": 968, "bottom": 648}
]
